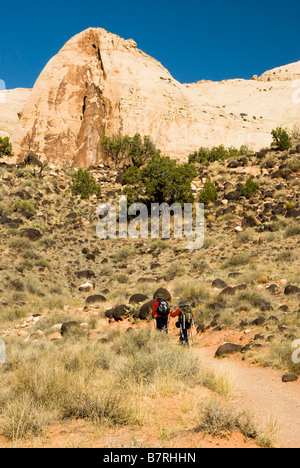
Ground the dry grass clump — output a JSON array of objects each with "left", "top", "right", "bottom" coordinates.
[
  {"left": 113, "top": 246, "right": 137, "bottom": 262},
  {"left": 113, "top": 329, "right": 200, "bottom": 386},
  {"left": 222, "top": 253, "right": 252, "bottom": 269},
  {"left": 284, "top": 224, "right": 300, "bottom": 238},
  {"left": 194, "top": 397, "right": 278, "bottom": 448},
  {"left": 0, "top": 330, "right": 207, "bottom": 442},
  {"left": 198, "top": 365, "right": 237, "bottom": 397},
  {"left": 245, "top": 338, "right": 300, "bottom": 376},
  {"left": 172, "top": 277, "right": 211, "bottom": 303},
  {"left": 0, "top": 338, "right": 141, "bottom": 442}
]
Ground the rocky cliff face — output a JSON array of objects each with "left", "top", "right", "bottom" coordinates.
[
  {"left": 4, "top": 28, "right": 300, "bottom": 166},
  {"left": 0, "top": 88, "right": 31, "bottom": 138}
]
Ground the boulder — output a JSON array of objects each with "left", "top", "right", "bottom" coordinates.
[
  {"left": 153, "top": 288, "right": 172, "bottom": 301},
  {"left": 60, "top": 321, "right": 81, "bottom": 336},
  {"left": 220, "top": 286, "right": 236, "bottom": 296},
  {"left": 224, "top": 190, "right": 241, "bottom": 201},
  {"left": 212, "top": 279, "right": 228, "bottom": 289},
  {"left": 129, "top": 293, "right": 149, "bottom": 304},
  {"left": 48, "top": 332, "right": 63, "bottom": 341},
  {"left": 282, "top": 374, "right": 298, "bottom": 383},
  {"left": 284, "top": 285, "right": 300, "bottom": 295},
  {"left": 215, "top": 343, "right": 242, "bottom": 357},
  {"left": 112, "top": 304, "right": 129, "bottom": 321},
  {"left": 76, "top": 270, "right": 96, "bottom": 279},
  {"left": 78, "top": 281, "right": 94, "bottom": 292},
  {"left": 20, "top": 228, "right": 42, "bottom": 241},
  {"left": 139, "top": 300, "right": 156, "bottom": 320},
  {"left": 85, "top": 294, "right": 107, "bottom": 305},
  {"left": 86, "top": 253, "right": 96, "bottom": 261},
  {"left": 105, "top": 309, "right": 114, "bottom": 319},
  {"left": 250, "top": 317, "right": 266, "bottom": 326}
]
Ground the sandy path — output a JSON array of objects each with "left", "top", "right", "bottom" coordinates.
[{"left": 194, "top": 345, "right": 300, "bottom": 448}]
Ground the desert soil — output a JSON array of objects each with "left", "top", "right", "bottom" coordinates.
[{"left": 193, "top": 342, "right": 300, "bottom": 448}]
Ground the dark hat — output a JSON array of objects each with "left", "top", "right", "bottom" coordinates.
[{"left": 178, "top": 301, "right": 187, "bottom": 308}]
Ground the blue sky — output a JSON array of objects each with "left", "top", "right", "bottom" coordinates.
[{"left": 0, "top": 0, "right": 299, "bottom": 89}]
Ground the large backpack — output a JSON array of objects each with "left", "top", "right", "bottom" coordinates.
[
  {"left": 180, "top": 305, "right": 193, "bottom": 328},
  {"left": 157, "top": 299, "right": 170, "bottom": 317}
]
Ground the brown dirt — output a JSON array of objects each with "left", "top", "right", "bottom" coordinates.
[
  {"left": 0, "top": 319, "right": 298, "bottom": 448},
  {"left": 191, "top": 332, "right": 300, "bottom": 448}
]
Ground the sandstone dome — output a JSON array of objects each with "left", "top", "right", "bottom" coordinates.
[{"left": 2, "top": 27, "right": 299, "bottom": 166}]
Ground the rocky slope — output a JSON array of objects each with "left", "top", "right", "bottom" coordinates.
[
  {"left": 0, "top": 27, "right": 299, "bottom": 166},
  {"left": 0, "top": 142, "right": 299, "bottom": 447}
]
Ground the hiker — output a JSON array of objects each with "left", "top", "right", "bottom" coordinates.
[
  {"left": 171, "top": 302, "right": 194, "bottom": 346},
  {"left": 152, "top": 293, "right": 170, "bottom": 333}
]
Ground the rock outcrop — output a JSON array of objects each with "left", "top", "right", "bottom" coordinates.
[
  {"left": 2, "top": 27, "right": 300, "bottom": 166},
  {"left": 0, "top": 88, "right": 31, "bottom": 138}
]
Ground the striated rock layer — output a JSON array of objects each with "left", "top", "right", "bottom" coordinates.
[{"left": 5, "top": 27, "right": 300, "bottom": 166}]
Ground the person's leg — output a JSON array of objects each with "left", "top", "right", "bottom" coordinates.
[
  {"left": 183, "top": 328, "right": 189, "bottom": 345},
  {"left": 156, "top": 317, "right": 163, "bottom": 331}
]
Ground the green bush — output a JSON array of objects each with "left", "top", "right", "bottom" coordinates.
[
  {"left": 123, "top": 154, "right": 197, "bottom": 206},
  {"left": 198, "top": 176, "right": 218, "bottom": 204},
  {"left": 0, "top": 137, "right": 14, "bottom": 158},
  {"left": 13, "top": 201, "right": 35, "bottom": 213},
  {"left": 71, "top": 169, "right": 101, "bottom": 199},
  {"left": 241, "top": 178, "right": 260, "bottom": 199},
  {"left": 271, "top": 127, "right": 291, "bottom": 151},
  {"left": 100, "top": 133, "right": 159, "bottom": 168},
  {"left": 285, "top": 201, "right": 295, "bottom": 211},
  {"left": 188, "top": 145, "right": 249, "bottom": 165}
]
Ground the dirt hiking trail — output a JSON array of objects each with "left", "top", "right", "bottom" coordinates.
[{"left": 193, "top": 344, "right": 300, "bottom": 448}]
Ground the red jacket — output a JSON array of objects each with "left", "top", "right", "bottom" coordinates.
[
  {"left": 170, "top": 308, "right": 181, "bottom": 318},
  {"left": 152, "top": 300, "right": 170, "bottom": 318},
  {"left": 170, "top": 307, "right": 194, "bottom": 318}
]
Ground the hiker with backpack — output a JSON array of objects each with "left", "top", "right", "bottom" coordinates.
[
  {"left": 152, "top": 293, "right": 170, "bottom": 333},
  {"left": 170, "top": 302, "right": 194, "bottom": 346}
]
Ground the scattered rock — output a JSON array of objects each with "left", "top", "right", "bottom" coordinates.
[
  {"left": 85, "top": 294, "right": 107, "bottom": 305},
  {"left": 196, "top": 324, "right": 206, "bottom": 333},
  {"left": 254, "top": 334, "right": 264, "bottom": 340},
  {"left": 215, "top": 343, "right": 242, "bottom": 357},
  {"left": 20, "top": 228, "right": 42, "bottom": 241},
  {"left": 48, "top": 332, "right": 63, "bottom": 341},
  {"left": 250, "top": 317, "right": 266, "bottom": 326},
  {"left": 112, "top": 305, "right": 130, "bottom": 321},
  {"left": 220, "top": 286, "right": 236, "bottom": 296},
  {"left": 76, "top": 270, "right": 96, "bottom": 279},
  {"left": 241, "top": 344, "right": 252, "bottom": 353},
  {"left": 282, "top": 374, "right": 298, "bottom": 383},
  {"left": 266, "top": 284, "right": 279, "bottom": 294},
  {"left": 129, "top": 293, "right": 149, "bottom": 304},
  {"left": 78, "top": 281, "right": 94, "bottom": 292},
  {"left": 212, "top": 278, "right": 228, "bottom": 289},
  {"left": 139, "top": 300, "right": 156, "bottom": 320},
  {"left": 60, "top": 321, "right": 80, "bottom": 336},
  {"left": 284, "top": 285, "right": 300, "bottom": 295},
  {"left": 153, "top": 288, "right": 172, "bottom": 301}
]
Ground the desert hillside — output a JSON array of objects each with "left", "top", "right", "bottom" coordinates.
[
  {"left": 0, "top": 27, "right": 299, "bottom": 166},
  {"left": 0, "top": 139, "right": 299, "bottom": 448}
]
